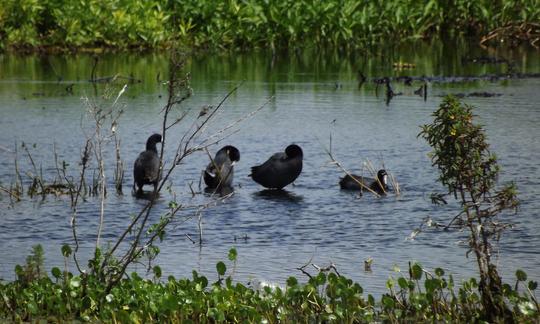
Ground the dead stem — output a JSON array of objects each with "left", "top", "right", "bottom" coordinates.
[
  {"left": 113, "top": 134, "right": 124, "bottom": 195},
  {"left": 0, "top": 185, "right": 21, "bottom": 200}
]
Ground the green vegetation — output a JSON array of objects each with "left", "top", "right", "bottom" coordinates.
[
  {"left": 0, "top": 245, "right": 538, "bottom": 322},
  {"left": 0, "top": 0, "right": 538, "bottom": 51},
  {"left": 419, "top": 96, "right": 521, "bottom": 320}
]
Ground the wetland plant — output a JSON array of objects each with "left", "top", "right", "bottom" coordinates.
[
  {"left": 1, "top": 0, "right": 538, "bottom": 50},
  {"left": 419, "top": 95, "right": 521, "bottom": 321},
  {"left": 0, "top": 247, "right": 537, "bottom": 322}
]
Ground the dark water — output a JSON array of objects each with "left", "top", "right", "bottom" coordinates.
[{"left": 1, "top": 42, "right": 539, "bottom": 294}]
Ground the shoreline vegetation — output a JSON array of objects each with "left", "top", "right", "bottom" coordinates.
[
  {"left": 1, "top": 0, "right": 539, "bottom": 53},
  {"left": 0, "top": 245, "right": 538, "bottom": 322}
]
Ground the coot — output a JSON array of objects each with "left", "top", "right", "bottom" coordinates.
[
  {"left": 339, "top": 169, "right": 388, "bottom": 194},
  {"left": 250, "top": 144, "right": 303, "bottom": 189},
  {"left": 204, "top": 145, "right": 240, "bottom": 189},
  {"left": 133, "top": 133, "right": 162, "bottom": 194}
]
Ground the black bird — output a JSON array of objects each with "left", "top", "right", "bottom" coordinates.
[
  {"left": 133, "top": 133, "right": 162, "bottom": 195},
  {"left": 339, "top": 169, "right": 389, "bottom": 194},
  {"left": 250, "top": 144, "right": 303, "bottom": 189},
  {"left": 204, "top": 145, "right": 240, "bottom": 189}
]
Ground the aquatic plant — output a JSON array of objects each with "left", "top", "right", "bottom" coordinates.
[
  {"left": 419, "top": 95, "right": 521, "bottom": 321},
  {"left": 0, "top": 247, "right": 537, "bottom": 322},
  {"left": 0, "top": 0, "right": 538, "bottom": 51}
]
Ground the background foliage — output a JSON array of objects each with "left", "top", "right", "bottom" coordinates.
[{"left": 0, "top": 0, "right": 538, "bottom": 50}]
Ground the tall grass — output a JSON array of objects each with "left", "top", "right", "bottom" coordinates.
[{"left": 1, "top": 0, "right": 538, "bottom": 51}]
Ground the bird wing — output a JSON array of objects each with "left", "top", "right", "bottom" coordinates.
[
  {"left": 134, "top": 151, "right": 160, "bottom": 182},
  {"left": 250, "top": 152, "right": 285, "bottom": 176}
]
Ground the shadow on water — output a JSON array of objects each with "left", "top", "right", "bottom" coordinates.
[
  {"left": 133, "top": 190, "right": 160, "bottom": 200},
  {"left": 253, "top": 189, "right": 304, "bottom": 203},
  {"left": 204, "top": 186, "right": 235, "bottom": 197}
]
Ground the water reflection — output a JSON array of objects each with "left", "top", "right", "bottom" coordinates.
[
  {"left": 134, "top": 190, "right": 160, "bottom": 200},
  {"left": 2, "top": 41, "right": 539, "bottom": 101},
  {"left": 204, "top": 186, "right": 235, "bottom": 197},
  {"left": 253, "top": 189, "right": 304, "bottom": 203}
]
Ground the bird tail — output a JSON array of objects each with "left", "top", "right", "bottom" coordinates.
[{"left": 248, "top": 166, "right": 259, "bottom": 178}]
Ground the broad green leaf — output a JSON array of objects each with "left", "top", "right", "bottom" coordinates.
[{"left": 216, "top": 261, "right": 226, "bottom": 276}]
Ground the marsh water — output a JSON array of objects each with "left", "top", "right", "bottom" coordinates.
[{"left": 1, "top": 41, "right": 539, "bottom": 294}]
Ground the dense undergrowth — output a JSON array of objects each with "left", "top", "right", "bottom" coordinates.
[
  {"left": 0, "top": 246, "right": 538, "bottom": 322},
  {"left": 0, "top": 0, "right": 538, "bottom": 51}
]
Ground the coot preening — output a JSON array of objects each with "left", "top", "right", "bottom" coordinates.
[
  {"left": 204, "top": 145, "right": 240, "bottom": 189},
  {"left": 250, "top": 144, "right": 303, "bottom": 189},
  {"left": 133, "top": 133, "right": 162, "bottom": 194},
  {"left": 339, "top": 169, "right": 389, "bottom": 194}
]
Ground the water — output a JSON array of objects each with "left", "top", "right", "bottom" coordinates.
[{"left": 1, "top": 42, "right": 539, "bottom": 295}]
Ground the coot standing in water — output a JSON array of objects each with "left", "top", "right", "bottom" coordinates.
[
  {"left": 133, "top": 133, "right": 162, "bottom": 195},
  {"left": 204, "top": 145, "right": 240, "bottom": 189},
  {"left": 250, "top": 144, "right": 303, "bottom": 189}
]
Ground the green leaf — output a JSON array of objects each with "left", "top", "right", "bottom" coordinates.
[
  {"left": 131, "top": 272, "right": 142, "bottom": 281},
  {"left": 199, "top": 275, "right": 208, "bottom": 288},
  {"left": 398, "top": 277, "right": 408, "bottom": 289},
  {"left": 164, "top": 294, "right": 179, "bottom": 310},
  {"left": 316, "top": 272, "right": 326, "bottom": 285},
  {"left": 61, "top": 244, "right": 72, "bottom": 257},
  {"left": 368, "top": 294, "right": 375, "bottom": 306},
  {"left": 386, "top": 278, "right": 394, "bottom": 289},
  {"left": 411, "top": 263, "right": 423, "bottom": 280},
  {"left": 216, "top": 261, "right": 226, "bottom": 276},
  {"left": 51, "top": 267, "right": 62, "bottom": 279},
  {"left": 382, "top": 295, "right": 395, "bottom": 308},
  {"left": 286, "top": 277, "right": 298, "bottom": 287},
  {"left": 528, "top": 281, "right": 537, "bottom": 291},
  {"left": 153, "top": 265, "right": 162, "bottom": 279},
  {"left": 27, "top": 301, "right": 38, "bottom": 314},
  {"left": 228, "top": 248, "right": 237, "bottom": 261},
  {"left": 516, "top": 269, "right": 527, "bottom": 281},
  {"left": 425, "top": 278, "right": 437, "bottom": 293},
  {"left": 15, "top": 264, "right": 23, "bottom": 277}
]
